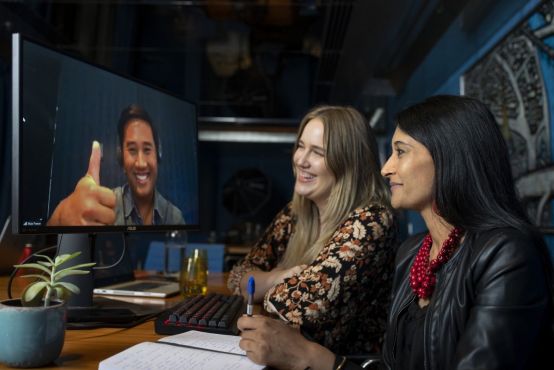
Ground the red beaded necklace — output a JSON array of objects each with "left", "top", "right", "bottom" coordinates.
[{"left": 409, "top": 227, "right": 463, "bottom": 300}]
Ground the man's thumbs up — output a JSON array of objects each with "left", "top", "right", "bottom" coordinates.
[
  {"left": 87, "top": 141, "right": 102, "bottom": 185},
  {"left": 47, "top": 141, "right": 116, "bottom": 226}
]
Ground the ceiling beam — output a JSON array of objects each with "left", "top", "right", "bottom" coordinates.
[
  {"left": 331, "top": 0, "right": 469, "bottom": 102},
  {"left": 330, "top": 0, "right": 423, "bottom": 102},
  {"left": 386, "top": 0, "right": 469, "bottom": 93}
]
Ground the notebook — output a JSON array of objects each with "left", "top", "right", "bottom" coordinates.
[
  {"left": 92, "top": 234, "right": 179, "bottom": 298},
  {"left": 98, "top": 330, "right": 264, "bottom": 370}
]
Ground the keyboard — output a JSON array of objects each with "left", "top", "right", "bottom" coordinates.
[{"left": 154, "top": 293, "right": 244, "bottom": 336}]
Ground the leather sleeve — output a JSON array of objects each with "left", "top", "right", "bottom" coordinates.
[{"left": 452, "top": 230, "right": 551, "bottom": 370}]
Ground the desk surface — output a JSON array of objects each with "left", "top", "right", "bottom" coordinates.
[{"left": 0, "top": 273, "right": 231, "bottom": 369}]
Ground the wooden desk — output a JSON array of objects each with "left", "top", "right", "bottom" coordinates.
[{"left": 0, "top": 273, "right": 231, "bottom": 369}]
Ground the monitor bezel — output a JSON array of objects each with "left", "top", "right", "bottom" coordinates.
[{"left": 12, "top": 33, "right": 200, "bottom": 234}]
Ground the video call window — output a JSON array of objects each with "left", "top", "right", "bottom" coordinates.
[{"left": 12, "top": 34, "right": 199, "bottom": 233}]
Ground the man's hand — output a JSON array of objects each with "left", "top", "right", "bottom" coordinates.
[{"left": 47, "top": 141, "right": 116, "bottom": 226}]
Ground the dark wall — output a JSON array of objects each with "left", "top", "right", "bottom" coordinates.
[{"left": 195, "top": 140, "right": 294, "bottom": 244}]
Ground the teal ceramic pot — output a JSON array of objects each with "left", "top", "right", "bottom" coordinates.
[{"left": 0, "top": 299, "right": 66, "bottom": 368}]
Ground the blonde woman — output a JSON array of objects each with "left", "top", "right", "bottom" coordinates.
[{"left": 227, "top": 105, "right": 397, "bottom": 355}]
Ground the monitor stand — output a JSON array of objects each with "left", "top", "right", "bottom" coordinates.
[{"left": 57, "top": 233, "right": 162, "bottom": 328}]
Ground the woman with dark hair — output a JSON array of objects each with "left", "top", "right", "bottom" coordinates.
[
  {"left": 237, "top": 95, "right": 553, "bottom": 370},
  {"left": 379, "top": 95, "right": 553, "bottom": 369}
]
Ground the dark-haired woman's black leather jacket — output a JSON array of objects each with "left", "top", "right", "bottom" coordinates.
[{"left": 381, "top": 228, "right": 553, "bottom": 370}]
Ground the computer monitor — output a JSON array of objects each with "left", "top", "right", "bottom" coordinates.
[
  {"left": 11, "top": 33, "right": 199, "bottom": 324},
  {"left": 12, "top": 33, "right": 199, "bottom": 234}
]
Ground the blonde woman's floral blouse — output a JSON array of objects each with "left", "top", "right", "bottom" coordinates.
[{"left": 227, "top": 203, "right": 397, "bottom": 355}]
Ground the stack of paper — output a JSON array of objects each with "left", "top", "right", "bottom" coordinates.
[{"left": 98, "top": 331, "right": 265, "bottom": 370}]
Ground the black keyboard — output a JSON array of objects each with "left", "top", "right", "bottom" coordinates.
[{"left": 154, "top": 293, "right": 244, "bottom": 336}]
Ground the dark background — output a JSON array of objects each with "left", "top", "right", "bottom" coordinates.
[{"left": 0, "top": 0, "right": 552, "bottom": 263}]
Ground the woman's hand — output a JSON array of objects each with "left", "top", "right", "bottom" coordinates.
[{"left": 238, "top": 315, "right": 334, "bottom": 370}]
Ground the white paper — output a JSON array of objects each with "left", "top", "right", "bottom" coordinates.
[
  {"left": 98, "top": 331, "right": 264, "bottom": 370},
  {"left": 159, "top": 330, "right": 245, "bottom": 355}
]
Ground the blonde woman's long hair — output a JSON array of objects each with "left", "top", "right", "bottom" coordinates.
[{"left": 280, "top": 105, "right": 391, "bottom": 268}]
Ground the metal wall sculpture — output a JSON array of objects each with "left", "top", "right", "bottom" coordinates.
[{"left": 463, "top": 1, "right": 554, "bottom": 231}]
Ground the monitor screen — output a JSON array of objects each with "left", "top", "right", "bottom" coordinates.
[{"left": 12, "top": 33, "right": 199, "bottom": 233}]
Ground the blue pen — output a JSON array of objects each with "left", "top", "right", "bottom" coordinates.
[{"left": 247, "top": 276, "right": 255, "bottom": 316}]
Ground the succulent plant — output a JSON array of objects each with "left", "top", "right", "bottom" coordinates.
[{"left": 14, "top": 251, "right": 95, "bottom": 307}]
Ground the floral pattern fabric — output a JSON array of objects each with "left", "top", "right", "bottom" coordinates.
[{"left": 227, "top": 203, "right": 397, "bottom": 355}]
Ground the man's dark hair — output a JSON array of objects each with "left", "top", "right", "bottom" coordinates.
[{"left": 117, "top": 104, "right": 161, "bottom": 162}]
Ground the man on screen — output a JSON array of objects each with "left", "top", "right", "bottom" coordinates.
[{"left": 47, "top": 104, "right": 185, "bottom": 226}]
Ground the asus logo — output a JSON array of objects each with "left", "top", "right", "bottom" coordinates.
[{"left": 126, "top": 226, "right": 137, "bottom": 231}]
